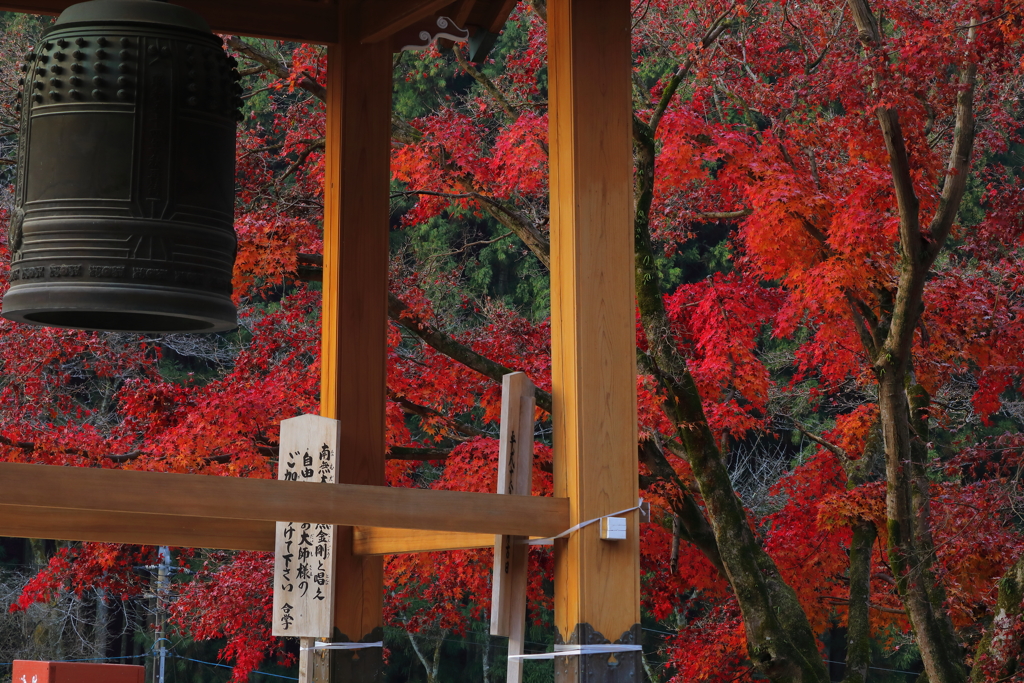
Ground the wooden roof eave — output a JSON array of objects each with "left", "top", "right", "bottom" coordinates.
[{"left": 0, "top": 0, "right": 518, "bottom": 48}]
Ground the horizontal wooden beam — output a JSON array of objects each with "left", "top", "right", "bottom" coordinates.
[
  {"left": 481, "top": 0, "right": 517, "bottom": 33},
  {"left": 460, "top": 0, "right": 515, "bottom": 33},
  {"left": 0, "top": 505, "right": 276, "bottom": 551},
  {"left": 0, "top": 0, "right": 519, "bottom": 47},
  {"left": 353, "top": 527, "right": 494, "bottom": 555},
  {"left": 0, "top": 463, "right": 568, "bottom": 538},
  {"left": 359, "top": 0, "right": 453, "bottom": 43},
  {"left": 452, "top": 0, "right": 476, "bottom": 26},
  {"left": 0, "top": 507, "right": 503, "bottom": 555},
  {"left": 0, "top": 0, "right": 339, "bottom": 44}
]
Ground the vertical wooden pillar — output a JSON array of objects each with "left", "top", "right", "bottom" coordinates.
[
  {"left": 548, "top": 0, "right": 640, "bottom": 681},
  {"left": 318, "top": 1, "right": 392, "bottom": 681}
]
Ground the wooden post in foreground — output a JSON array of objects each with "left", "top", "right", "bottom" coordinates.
[
  {"left": 318, "top": 0, "right": 392, "bottom": 680},
  {"left": 548, "top": 0, "right": 641, "bottom": 681},
  {"left": 490, "top": 373, "right": 536, "bottom": 683}
]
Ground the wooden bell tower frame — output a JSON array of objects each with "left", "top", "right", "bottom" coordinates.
[{"left": 0, "top": 1, "right": 640, "bottom": 681}]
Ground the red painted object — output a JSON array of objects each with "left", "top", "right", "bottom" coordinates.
[{"left": 11, "top": 661, "right": 145, "bottom": 683}]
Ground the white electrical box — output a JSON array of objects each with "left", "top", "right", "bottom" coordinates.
[{"left": 600, "top": 516, "right": 627, "bottom": 541}]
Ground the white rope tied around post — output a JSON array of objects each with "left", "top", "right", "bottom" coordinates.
[
  {"left": 300, "top": 642, "right": 384, "bottom": 651},
  {"left": 525, "top": 499, "right": 644, "bottom": 546},
  {"left": 508, "top": 644, "right": 643, "bottom": 661}
]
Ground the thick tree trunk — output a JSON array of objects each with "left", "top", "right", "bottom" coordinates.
[
  {"left": 482, "top": 632, "right": 492, "bottom": 683},
  {"left": 842, "top": 520, "right": 876, "bottom": 683},
  {"left": 880, "top": 372, "right": 966, "bottom": 683},
  {"left": 407, "top": 629, "right": 446, "bottom": 683},
  {"left": 908, "top": 386, "right": 962, "bottom": 660},
  {"left": 634, "top": 118, "right": 827, "bottom": 683},
  {"left": 971, "top": 554, "right": 1024, "bottom": 681},
  {"left": 638, "top": 440, "right": 725, "bottom": 574},
  {"left": 642, "top": 652, "right": 662, "bottom": 683},
  {"left": 842, "top": 2, "right": 978, "bottom": 681},
  {"left": 94, "top": 589, "right": 109, "bottom": 662},
  {"left": 842, "top": 424, "right": 881, "bottom": 683},
  {"left": 28, "top": 538, "right": 47, "bottom": 567}
]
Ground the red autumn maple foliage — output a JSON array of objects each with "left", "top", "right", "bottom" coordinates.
[{"left": 2, "top": 0, "right": 1024, "bottom": 681}]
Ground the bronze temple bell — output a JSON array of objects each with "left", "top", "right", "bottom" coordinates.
[{"left": 2, "top": 0, "right": 241, "bottom": 333}]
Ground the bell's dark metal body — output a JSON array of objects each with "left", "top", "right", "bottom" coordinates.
[{"left": 2, "top": 0, "right": 242, "bottom": 333}]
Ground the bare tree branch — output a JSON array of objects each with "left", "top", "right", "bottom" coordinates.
[
  {"left": 389, "top": 392, "right": 489, "bottom": 439},
  {"left": 453, "top": 47, "right": 520, "bottom": 122},
  {"left": 226, "top": 36, "right": 327, "bottom": 102},
  {"left": 387, "top": 292, "right": 553, "bottom": 414}
]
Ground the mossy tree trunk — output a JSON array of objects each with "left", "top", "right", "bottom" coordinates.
[
  {"left": 971, "top": 555, "right": 1024, "bottom": 681},
  {"left": 840, "top": 425, "right": 883, "bottom": 683},
  {"left": 795, "top": 420, "right": 882, "bottom": 683},
  {"left": 631, "top": 25, "right": 829, "bottom": 677},
  {"left": 843, "top": 521, "right": 877, "bottom": 683},
  {"left": 843, "top": 2, "right": 979, "bottom": 681}
]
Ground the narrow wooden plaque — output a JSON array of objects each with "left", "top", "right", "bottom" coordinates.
[
  {"left": 272, "top": 415, "right": 339, "bottom": 638},
  {"left": 490, "top": 373, "right": 536, "bottom": 683}
]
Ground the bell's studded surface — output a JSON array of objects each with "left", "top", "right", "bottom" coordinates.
[{"left": 2, "top": 0, "right": 240, "bottom": 333}]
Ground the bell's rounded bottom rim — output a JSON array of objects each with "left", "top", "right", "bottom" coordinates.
[{"left": 1, "top": 282, "right": 238, "bottom": 334}]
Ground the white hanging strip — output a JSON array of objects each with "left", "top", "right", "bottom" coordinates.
[
  {"left": 300, "top": 641, "right": 384, "bottom": 651},
  {"left": 526, "top": 499, "right": 644, "bottom": 546},
  {"left": 508, "top": 644, "right": 643, "bottom": 661}
]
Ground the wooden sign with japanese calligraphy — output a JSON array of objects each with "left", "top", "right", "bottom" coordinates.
[{"left": 272, "top": 415, "right": 339, "bottom": 638}]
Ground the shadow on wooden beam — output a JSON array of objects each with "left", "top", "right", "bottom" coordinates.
[
  {"left": 353, "top": 527, "right": 495, "bottom": 555},
  {"left": 0, "top": 508, "right": 502, "bottom": 555},
  {"left": 0, "top": 0, "right": 524, "bottom": 48},
  {"left": 359, "top": 0, "right": 453, "bottom": 43},
  {"left": 0, "top": 505, "right": 277, "bottom": 551}
]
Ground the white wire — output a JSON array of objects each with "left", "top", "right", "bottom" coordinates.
[
  {"left": 300, "top": 641, "right": 384, "bottom": 651},
  {"left": 526, "top": 499, "right": 644, "bottom": 546},
  {"left": 509, "top": 645, "right": 643, "bottom": 660}
]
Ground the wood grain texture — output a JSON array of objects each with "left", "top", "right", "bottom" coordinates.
[
  {"left": 491, "top": 373, "right": 536, "bottom": 639},
  {"left": 548, "top": 0, "right": 640, "bottom": 643},
  {"left": 483, "top": 0, "right": 517, "bottom": 33},
  {"left": 272, "top": 416, "right": 341, "bottom": 638},
  {"left": 359, "top": 0, "right": 454, "bottom": 43},
  {"left": 0, "top": 0, "right": 519, "bottom": 47},
  {"left": 321, "top": 0, "right": 393, "bottom": 647},
  {"left": 460, "top": 0, "right": 516, "bottom": 33},
  {"left": 0, "top": 507, "right": 517, "bottom": 554},
  {"left": 0, "top": 0, "right": 339, "bottom": 43},
  {"left": 505, "top": 539, "right": 529, "bottom": 683},
  {"left": 0, "top": 463, "right": 569, "bottom": 536},
  {"left": 352, "top": 527, "right": 494, "bottom": 555},
  {"left": 0, "top": 505, "right": 276, "bottom": 550},
  {"left": 451, "top": 0, "right": 477, "bottom": 26}
]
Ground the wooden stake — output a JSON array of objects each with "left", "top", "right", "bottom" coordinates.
[
  {"left": 299, "top": 639, "right": 313, "bottom": 683},
  {"left": 505, "top": 541, "right": 530, "bottom": 683},
  {"left": 490, "top": 373, "right": 536, "bottom": 683}
]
